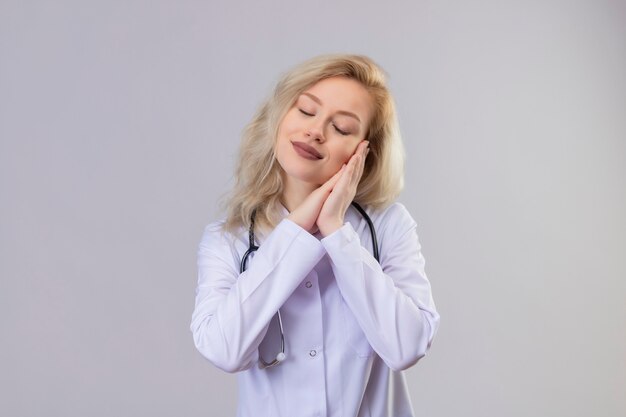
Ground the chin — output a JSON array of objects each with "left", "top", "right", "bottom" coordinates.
[{"left": 283, "top": 167, "right": 329, "bottom": 186}]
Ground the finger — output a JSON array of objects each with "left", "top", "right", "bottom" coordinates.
[
  {"left": 348, "top": 150, "right": 365, "bottom": 189},
  {"left": 352, "top": 140, "right": 369, "bottom": 157},
  {"left": 363, "top": 141, "right": 370, "bottom": 159},
  {"left": 359, "top": 140, "right": 369, "bottom": 156},
  {"left": 332, "top": 141, "right": 366, "bottom": 195},
  {"left": 319, "top": 164, "right": 346, "bottom": 193},
  {"left": 351, "top": 155, "right": 363, "bottom": 189},
  {"left": 329, "top": 163, "right": 347, "bottom": 187},
  {"left": 353, "top": 141, "right": 368, "bottom": 181},
  {"left": 330, "top": 159, "right": 354, "bottom": 196},
  {"left": 355, "top": 144, "right": 368, "bottom": 182}
]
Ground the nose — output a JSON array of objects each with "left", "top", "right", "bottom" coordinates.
[{"left": 305, "top": 119, "right": 325, "bottom": 143}]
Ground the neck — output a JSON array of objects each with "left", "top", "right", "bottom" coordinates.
[{"left": 280, "top": 175, "right": 317, "bottom": 212}]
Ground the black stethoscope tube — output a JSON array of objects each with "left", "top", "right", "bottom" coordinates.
[{"left": 238, "top": 202, "right": 379, "bottom": 368}]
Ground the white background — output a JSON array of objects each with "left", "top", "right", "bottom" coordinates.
[{"left": 1, "top": 0, "right": 624, "bottom": 416}]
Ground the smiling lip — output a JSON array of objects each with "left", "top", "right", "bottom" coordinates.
[{"left": 291, "top": 141, "right": 323, "bottom": 160}]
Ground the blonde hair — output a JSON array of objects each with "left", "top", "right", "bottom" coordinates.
[{"left": 221, "top": 54, "right": 405, "bottom": 236}]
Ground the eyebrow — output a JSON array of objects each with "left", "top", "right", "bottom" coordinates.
[{"left": 300, "top": 92, "right": 362, "bottom": 123}]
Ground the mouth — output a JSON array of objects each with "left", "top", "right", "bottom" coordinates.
[{"left": 291, "top": 141, "right": 323, "bottom": 160}]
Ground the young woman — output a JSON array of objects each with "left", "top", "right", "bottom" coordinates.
[{"left": 190, "top": 54, "right": 440, "bottom": 417}]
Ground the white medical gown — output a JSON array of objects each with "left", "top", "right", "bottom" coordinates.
[{"left": 190, "top": 202, "right": 440, "bottom": 417}]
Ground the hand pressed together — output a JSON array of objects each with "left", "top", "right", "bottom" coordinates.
[{"left": 287, "top": 140, "right": 370, "bottom": 237}]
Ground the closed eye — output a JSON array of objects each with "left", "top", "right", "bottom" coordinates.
[
  {"left": 299, "top": 109, "right": 314, "bottom": 116},
  {"left": 334, "top": 124, "right": 349, "bottom": 135}
]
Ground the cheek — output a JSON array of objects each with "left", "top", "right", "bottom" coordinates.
[
  {"left": 336, "top": 143, "right": 359, "bottom": 163},
  {"left": 278, "top": 111, "right": 299, "bottom": 135},
  {"left": 275, "top": 117, "right": 296, "bottom": 153}
]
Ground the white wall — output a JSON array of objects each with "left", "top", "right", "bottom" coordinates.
[{"left": 1, "top": 0, "right": 624, "bottom": 416}]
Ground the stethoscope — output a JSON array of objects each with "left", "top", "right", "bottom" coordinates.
[{"left": 239, "top": 201, "right": 379, "bottom": 369}]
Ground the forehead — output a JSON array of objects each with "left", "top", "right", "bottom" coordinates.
[{"left": 301, "top": 76, "right": 373, "bottom": 122}]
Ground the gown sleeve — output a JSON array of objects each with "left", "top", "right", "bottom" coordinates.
[
  {"left": 320, "top": 203, "right": 440, "bottom": 371},
  {"left": 190, "top": 218, "right": 325, "bottom": 372}
]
